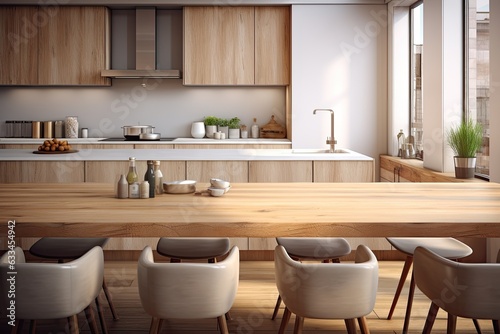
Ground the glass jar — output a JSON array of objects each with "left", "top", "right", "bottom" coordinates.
[{"left": 65, "top": 116, "right": 79, "bottom": 138}]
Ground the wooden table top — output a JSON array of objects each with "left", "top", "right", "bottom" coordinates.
[{"left": 1, "top": 182, "right": 499, "bottom": 238}]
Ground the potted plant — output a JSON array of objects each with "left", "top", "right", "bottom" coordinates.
[
  {"left": 204, "top": 116, "right": 219, "bottom": 138},
  {"left": 446, "top": 117, "right": 483, "bottom": 179},
  {"left": 228, "top": 117, "right": 241, "bottom": 139},
  {"left": 218, "top": 118, "right": 229, "bottom": 138}
]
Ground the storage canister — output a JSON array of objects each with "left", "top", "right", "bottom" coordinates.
[
  {"left": 32, "top": 121, "right": 41, "bottom": 138},
  {"left": 43, "top": 121, "right": 54, "bottom": 138},
  {"left": 65, "top": 116, "right": 79, "bottom": 138},
  {"left": 54, "top": 121, "right": 64, "bottom": 138}
]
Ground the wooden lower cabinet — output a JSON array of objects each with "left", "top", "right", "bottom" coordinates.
[
  {"left": 314, "top": 160, "right": 374, "bottom": 182},
  {"left": 249, "top": 160, "right": 312, "bottom": 182},
  {"left": 0, "top": 161, "right": 84, "bottom": 183},
  {"left": 186, "top": 161, "right": 249, "bottom": 183}
]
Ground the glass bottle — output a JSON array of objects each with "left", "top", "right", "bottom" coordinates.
[
  {"left": 251, "top": 118, "right": 259, "bottom": 139},
  {"left": 144, "top": 160, "right": 155, "bottom": 198},
  {"left": 127, "top": 157, "right": 138, "bottom": 184},
  {"left": 397, "top": 129, "right": 405, "bottom": 157},
  {"left": 153, "top": 161, "right": 163, "bottom": 195}
]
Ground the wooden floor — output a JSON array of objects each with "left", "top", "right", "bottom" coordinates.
[{"left": 1, "top": 260, "right": 494, "bottom": 334}]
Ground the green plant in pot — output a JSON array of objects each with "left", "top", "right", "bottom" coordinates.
[
  {"left": 204, "top": 116, "right": 219, "bottom": 138},
  {"left": 228, "top": 117, "right": 241, "bottom": 139},
  {"left": 218, "top": 118, "right": 230, "bottom": 138},
  {"left": 446, "top": 117, "right": 483, "bottom": 179}
]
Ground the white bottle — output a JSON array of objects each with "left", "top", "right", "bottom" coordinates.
[
  {"left": 140, "top": 181, "right": 150, "bottom": 199},
  {"left": 153, "top": 161, "right": 163, "bottom": 195},
  {"left": 117, "top": 174, "right": 128, "bottom": 199},
  {"left": 251, "top": 118, "right": 259, "bottom": 139}
]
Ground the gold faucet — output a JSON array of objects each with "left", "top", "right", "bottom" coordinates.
[{"left": 313, "top": 109, "right": 337, "bottom": 153}]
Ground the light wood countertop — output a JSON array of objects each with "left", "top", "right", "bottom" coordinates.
[{"left": 1, "top": 182, "right": 499, "bottom": 238}]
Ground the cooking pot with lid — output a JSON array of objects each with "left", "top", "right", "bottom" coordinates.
[{"left": 122, "top": 125, "right": 154, "bottom": 140}]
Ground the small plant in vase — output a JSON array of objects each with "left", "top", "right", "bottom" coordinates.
[
  {"left": 446, "top": 117, "right": 483, "bottom": 179},
  {"left": 228, "top": 117, "right": 241, "bottom": 139},
  {"left": 218, "top": 118, "right": 229, "bottom": 138},
  {"left": 204, "top": 116, "right": 219, "bottom": 138}
]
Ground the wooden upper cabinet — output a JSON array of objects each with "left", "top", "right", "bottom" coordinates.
[
  {"left": 38, "top": 7, "right": 110, "bottom": 86},
  {"left": 184, "top": 7, "right": 254, "bottom": 85},
  {"left": 0, "top": 6, "right": 39, "bottom": 85},
  {"left": 255, "top": 7, "right": 290, "bottom": 85},
  {"left": 184, "top": 6, "right": 290, "bottom": 86}
]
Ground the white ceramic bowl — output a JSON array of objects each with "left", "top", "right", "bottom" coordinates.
[
  {"left": 163, "top": 180, "right": 196, "bottom": 194},
  {"left": 207, "top": 187, "right": 225, "bottom": 197},
  {"left": 210, "top": 178, "right": 231, "bottom": 189}
]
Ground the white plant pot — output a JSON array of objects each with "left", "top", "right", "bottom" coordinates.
[
  {"left": 228, "top": 128, "right": 240, "bottom": 139},
  {"left": 191, "top": 122, "right": 205, "bottom": 139},
  {"left": 205, "top": 125, "right": 217, "bottom": 138}
]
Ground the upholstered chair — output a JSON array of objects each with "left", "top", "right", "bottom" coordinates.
[
  {"left": 271, "top": 237, "right": 352, "bottom": 320},
  {"left": 156, "top": 237, "right": 230, "bottom": 263},
  {"left": 274, "top": 244, "right": 378, "bottom": 334},
  {"left": 138, "top": 245, "right": 239, "bottom": 334},
  {"left": 386, "top": 237, "right": 473, "bottom": 334},
  {"left": 0, "top": 246, "right": 104, "bottom": 334},
  {"left": 414, "top": 246, "right": 500, "bottom": 334}
]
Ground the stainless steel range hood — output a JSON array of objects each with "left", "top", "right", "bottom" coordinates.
[{"left": 101, "top": 8, "right": 181, "bottom": 79}]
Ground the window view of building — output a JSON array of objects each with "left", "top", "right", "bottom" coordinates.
[
  {"left": 468, "top": 0, "right": 490, "bottom": 178},
  {"left": 410, "top": 2, "right": 423, "bottom": 159}
]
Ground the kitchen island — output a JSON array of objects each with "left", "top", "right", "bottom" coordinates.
[{"left": 1, "top": 182, "right": 499, "bottom": 238}]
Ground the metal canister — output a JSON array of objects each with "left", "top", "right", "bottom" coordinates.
[
  {"left": 43, "top": 121, "right": 54, "bottom": 138},
  {"left": 22, "top": 121, "right": 32, "bottom": 138},
  {"left": 32, "top": 121, "right": 41, "bottom": 138}
]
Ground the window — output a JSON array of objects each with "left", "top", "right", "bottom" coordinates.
[
  {"left": 467, "top": 0, "right": 490, "bottom": 178},
  {"left": 410, "top": 2, "right": 424, "bottom": 159}
]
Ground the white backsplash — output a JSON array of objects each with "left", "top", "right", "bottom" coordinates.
[{"left": 0, "top": 79, "right": 286, "bottom": 138}]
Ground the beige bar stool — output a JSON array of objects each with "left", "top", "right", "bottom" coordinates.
[
  {"left": 386, "top": 237, "right": 473, "bottom": 334},
  {"left": 272, "top": 237, "right": 352, "bottom": 320},
  {"left": 29, "top": 237, "right": 118, "bottom": 334}
]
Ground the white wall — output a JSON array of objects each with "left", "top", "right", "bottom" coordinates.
[
  {"left": 291, "top": 5, "right": 388, "bottom": 169},
  {"left": 0, "top": 80, "right": 286, "bottom": 138}
]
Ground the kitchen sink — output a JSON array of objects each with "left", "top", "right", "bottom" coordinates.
[{"left": 291, "top": 149, "right": 350, "bottom": 154}]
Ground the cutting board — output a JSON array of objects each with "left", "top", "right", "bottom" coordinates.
[{"left": 260, "top": 115, "right": 286, "bottom": 138}]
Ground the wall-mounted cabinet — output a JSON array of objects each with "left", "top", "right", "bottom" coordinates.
[
  {"left": 183, "top": 6, "right": 290, "bottom": 86},
  {"left": 0, "top": 6, "right": 110, "bottom": 86}
]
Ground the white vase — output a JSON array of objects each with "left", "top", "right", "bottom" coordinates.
[
  {"left": 205, "top": 125, "right": 217, "bottom": 138},
  {"left": 191, "top": 122, "right": 205, "bottom": 139},
  {"left": 228, "top": 128, "right": 240, "bottom": 139}
]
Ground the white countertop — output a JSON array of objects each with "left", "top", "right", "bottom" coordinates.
[
  {"left": 0, "top": 137, "right": 291, "bottom": 145},
  {"left": 0, "top": 148, "right": 373, "bottom": 161}
]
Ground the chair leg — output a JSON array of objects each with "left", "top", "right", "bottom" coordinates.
[
  {"left": 68, "top": 314, "right": 79, "bottom": 334},
  {"left": 387, "top": 255, "right": 413, "bottom": 320},
  {"left": 402, "top": 271, "right": 416, "bottom": 334},
  {"left": 344, "top": 318, "right": 357, "bottom": 334},
  {"left": 149, "top": 317, "right": 160, "bottom": 334},
  {"left": 217, "top": 315, "right": 229, "bottom": 334},
  {"left": 102, "top": 277, "right": 119, "bottom": 320},
  {"left": 85, "top": 305, "right": 99, "bottom": 334},
  {"left": 493, "top": 320, "right": 499, "bottom": 334},
  {"left": 29, "top": 320, "right": 36, "bottom": 334},
  {"left": 422, "top": 302, "right": 439, "bottom": 334},
  {"left": 293, "top": 315, "right": 304, "bottom": 334},
  {"left": 357, "top": 316, "right": 370, "bottom": 334},
  {"left": 473, "top": 319, "right": 482, "bottom": 334},
  {"left": 279, "top": 307, "right": 292, "bottom": 334},
  {"left": 447, "top": 314, "right": 457, "bottom": 334},
  {"left": 95, "top": 296, "right": 109, "bottom": 334},
  {"left": 225, "top": 311, "right": 232, "bottom": 321},
  {"left": 272, "top": 295, "right": 282, "bottom": 320}
]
